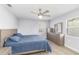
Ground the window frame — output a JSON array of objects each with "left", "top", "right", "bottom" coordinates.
[{"left": 67, "top": 17, "right": 79, "bottom": 37}]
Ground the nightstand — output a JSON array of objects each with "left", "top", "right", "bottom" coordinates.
[{"left": 0, "top": 47, "right": 11, "bottom": 55}]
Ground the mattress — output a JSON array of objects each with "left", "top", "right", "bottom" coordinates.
[{"left": 4, "top": 35, "right": 51, "bottom": 54}]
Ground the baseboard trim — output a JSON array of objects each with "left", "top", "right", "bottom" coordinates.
[{"left": 65, "top": 44, "right": 79, "bottom": 53}]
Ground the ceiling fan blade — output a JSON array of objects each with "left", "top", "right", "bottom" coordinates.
[
  {"left": 31, "top": 11, "right": 38, "bottom": 14},
  {"left": 42, "top": 10, "right": 49, "bottom": 14},
  {"left": 43, "top": 14, "right": 51, "bottom": 17},
  {"left": 39, "top": 9, "right": 42, "bottom": 11},
  {"left": 39, "top": 9, "right": 42, "bottom": 14},
  {"left": 6, "top": 4, "right": 12, "bottom": 7}
]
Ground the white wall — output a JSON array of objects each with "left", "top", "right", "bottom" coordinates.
[
  {"left": 0, "top": 5, "right": 18, "bottom": 29},
  {"left": 50, "top": 8, "right": 79, "bottom": 53},
  {"left": 18, "top": 19, "right": 48, "bottom": 35}
]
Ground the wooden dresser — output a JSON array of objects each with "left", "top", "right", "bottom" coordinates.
[{"left": 47, "top": 32, "right": 65, "bottom": 46}]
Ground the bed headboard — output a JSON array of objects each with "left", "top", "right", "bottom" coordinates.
[{"left": 0, "top": 29, "right": 17, "bottom": 47}]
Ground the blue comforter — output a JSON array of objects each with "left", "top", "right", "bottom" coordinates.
[{"left": 4, "top": 35, "right": 51, "bottom": 54}]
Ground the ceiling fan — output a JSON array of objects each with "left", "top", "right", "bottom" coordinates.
[{"left": 31, "top": 9, "right": 51, "bottom": 19}]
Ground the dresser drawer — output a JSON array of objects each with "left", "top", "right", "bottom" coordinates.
[{"left": 47, "top": 32, "right": 65, "bottom": 46}]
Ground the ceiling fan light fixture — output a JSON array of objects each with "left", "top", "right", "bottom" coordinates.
[{"left": 38, "top": 15, "right": 43, "bottom": 19}]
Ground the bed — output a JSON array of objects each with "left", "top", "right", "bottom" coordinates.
[{"left": 4, "top": 33, "right": 51, "bottom": 54}]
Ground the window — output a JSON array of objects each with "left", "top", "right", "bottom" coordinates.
[{"left": 67, "top": 17, "right": 79, "bottom": 37}]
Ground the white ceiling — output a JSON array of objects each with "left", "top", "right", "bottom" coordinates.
[{"left": 2, "top": 4, "right": 79, "bottom": 20}]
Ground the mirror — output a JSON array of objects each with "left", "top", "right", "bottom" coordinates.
[{"left": 54, "top": 22, "right": 63, "bottom": 33}]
